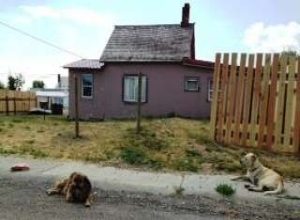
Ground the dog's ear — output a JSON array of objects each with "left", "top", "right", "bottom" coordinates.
[
  {"left": 241, "top": 152, "right": 247, "bottom": 157},
  {"left": 250, "top": 154, "right": 257, "bottom": 163}
]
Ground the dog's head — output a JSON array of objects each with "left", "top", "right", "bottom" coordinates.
[
  {"left": 240, "top": 153, "right": 261, "bottom": 169},
  {"left": 70, "top": 172, "right": 88, "bottom": 188}
]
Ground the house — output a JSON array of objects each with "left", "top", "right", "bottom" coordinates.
[{"left": 64, "top": 3, "right": 214, "bottom": 120}]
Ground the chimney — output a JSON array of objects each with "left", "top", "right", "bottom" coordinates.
[
  {"left": 181, "top": 3, "right": 190, "bottom": 27},
  {"left": 58, "top": 74, "right": 61, "bottom": 88}
]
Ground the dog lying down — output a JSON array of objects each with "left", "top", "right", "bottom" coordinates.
[
  {"left": 46, "top": 172, "right": 93, "bottom": 207},
  {"left": 231, "top": 153, "right": 284, "bottom": 195}
]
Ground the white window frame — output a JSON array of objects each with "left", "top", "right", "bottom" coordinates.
[
  {"left": 208, "top": 79, "right": 213, "bottom": 101},
  {"left": 81, "top": 74, "right": 93, "bottom": 98},
  {"left": 123, "top": 75, "right": 147, "bottom": 103},
  {"left": 184, "top": 77, "right": 199, "bottom": 92}
]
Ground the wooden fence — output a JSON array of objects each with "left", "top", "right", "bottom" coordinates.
[
  {"left": 0, "top": 90, "right": 37, "bottom": 114},
  {"left": 210, "top": 53, "right": 300, "bottom": 155}
]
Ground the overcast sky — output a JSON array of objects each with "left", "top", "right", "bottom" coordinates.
[{"left": 0, "top": 0, "right": 299, "bottom": 89}]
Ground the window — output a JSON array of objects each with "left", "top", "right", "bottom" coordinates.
[
  {"left": 208, "top": 79, "right": 213, "bottom": 101},
  {"left": 123, "top": 75, "right": 147, "bottom": 103},
  {"left": 82, "top": 74, "right": 93, "bottom": 98},
  {"left": 184, "top": 77, "right": 199, "bottom": 92}
]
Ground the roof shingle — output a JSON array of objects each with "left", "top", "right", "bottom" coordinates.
[{"left": 100, "top": 24, "right": 194, "bottom": 62}]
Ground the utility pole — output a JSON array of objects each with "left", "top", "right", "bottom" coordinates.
[
  {"left": 74, "top": 75, "right": 79, "bottom": 138},
  {"left": 136, "top": 72, "right": 142, "bottom": 134}
]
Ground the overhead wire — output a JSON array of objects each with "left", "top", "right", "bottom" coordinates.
[{"left": 0, "top": 20, "right": 85, "bottom": 59}]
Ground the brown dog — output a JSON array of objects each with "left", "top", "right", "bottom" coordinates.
[{"left": 46, "top": 172, "right": 93, "bottom": 207}]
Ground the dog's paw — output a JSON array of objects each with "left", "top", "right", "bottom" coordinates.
[
  {"left": 46, "top": 190, "right": 51, "bottom": 195},
  {"left": 244, "top": 184, "right": 251, "bottom": 189}
]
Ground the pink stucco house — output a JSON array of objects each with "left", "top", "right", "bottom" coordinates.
[{"left": 64, "top": 3, "right": 214, "bottom": 120}]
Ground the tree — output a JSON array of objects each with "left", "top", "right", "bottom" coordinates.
[
  {"left": 0, "top": 81, "right": 4, "bottom": 89},
  {"left": 32, "top": 80, "right": 45, "bottom": 89},
  {"left": 7, "top": 73, "right": 25, "bottom": 90},
  {"left": 281, "top": 50, "right": 298, "bottom": 56}
]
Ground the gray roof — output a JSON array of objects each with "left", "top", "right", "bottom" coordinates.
[
  {"left": 100, "top": 24, "right": 194, "bottom": 62},
  {"left": 63, "top": 59, "right": 104, "bottom": 69}
]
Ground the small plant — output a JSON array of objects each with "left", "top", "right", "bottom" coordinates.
[
  {"left": 174, "top": 186, "right": 185, "bottom": 196},
  {"left": 215, "top": 184, "right": 235, "bottom": 197}
]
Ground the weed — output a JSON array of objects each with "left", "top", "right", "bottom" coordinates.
[
  {"left": 120, "top": 147, "right": 149, "bottom": 165},
  {"left": 215, "top": 184, "right": 236, "bottom": 197},
  {"left": 24, "top": 126, "right": 31, "bottom": 130},
  {"left": 19, "top": 144, "right": 47, "bottom": 158},
  {"left": 25, "top": 139, "right": 35, "bottom": 145},
  {"left": 123, "top": 128, "right": 170, "bottom": 151},
  {"left": 186, "top": 148, "right": 202, "bottom": 157},
  {"left": 174, "top": 186, "right": 185, "bottom": 196},
  {"left": 173, "top": 158, "right": 199, "bottom": 172},
  {"left": 12, "top": 118, "right": 23, "bottom": 123}
]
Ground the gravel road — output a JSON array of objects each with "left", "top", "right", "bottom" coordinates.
[{"left": 0, "top": 175, "right": 299, "bottom": 220}]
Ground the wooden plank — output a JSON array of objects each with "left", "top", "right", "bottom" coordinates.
[
  {"left": 266, "top": 54, "right": 279, "bottom": 149},
  {"left": 274, "top": 55, "right": 287, "bottom": 148},
  {"left": 257, "top": 54, "right": 272, "bottom": 148},
  {"left": 241, "top": 54, "right": 255, "bottom": 146},
  {"left": 294, "top": 58, "right": 300, "bottom": 154},
  {"left": 220, "top": 56, "right": 230, "bottom": 142},
  {"left": 217, "top": 53, "right": 229, "bottom": 142},
  {"left": 210, "top": 53, "right": 222, "bottom": 140},
  {"left": 225, "top": 53, "right": 238, "bottom": 143},
  {"left": 249, "top": 54, "right": 263, "bottom": 146},
  {"left": 284, "top": 56, "right": 296, "bottom": 149},
  {"left": 234, "top": 53, "right": 247, "bottom": 144}
]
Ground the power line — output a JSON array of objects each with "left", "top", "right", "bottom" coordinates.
[{"left": 0, "top": 20, "right": 85, "bottom": 59}]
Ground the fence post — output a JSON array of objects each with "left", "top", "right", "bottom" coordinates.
[
  {"left": 5, "top": 95, "right": 9, "bottom": 116},
  {"left": 13, "top": 97, "right": 16, "bottom": 115},
  {"left": 136, "top": 72, "right": 142, "bottom": 134},
  {"left": 74, "top": 75, "right": 79, "bottom": 138}
]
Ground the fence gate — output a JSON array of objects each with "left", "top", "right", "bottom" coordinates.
[{"left": 210, "top": 53, "right": 300, "bottom": 155}]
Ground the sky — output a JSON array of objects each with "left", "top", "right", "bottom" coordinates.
[{"left": 0, "top": 0, "right": 300, "bottom": 89}]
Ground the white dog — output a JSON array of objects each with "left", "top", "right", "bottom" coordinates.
[{"left": 232, "top": 153, "right": 284, "bottom": 195}]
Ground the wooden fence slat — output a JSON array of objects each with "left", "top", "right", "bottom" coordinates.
[
  {"left": 241, "top": 54, "right": 255, "bottom": 146},
  {"left": 284, "top": 56, "right": 296, "bottom": 148},
  {"left": 234, "top": 53, "right": 247, "bottom": 144},
  {"left": 257, "top": 54, "right": 272, "bottom": 148},
  {"left": 294, "top": 58, "right": 300, "bottom": 154},
  {"left": 266, "top": 54, "right": 279, "bottom": 148},
  {"left": 274, "top": 55, "right": 287, "bottom": 148},
  {"left": 225, "top": 53, "right": 238, "bottom": 143},
  {"left": 210, "top": 53, "right": 222, "bottom": 140},
  {"left": 249, "top": 54, "right": 263, "bottom": 146},
  {"left": 217, "top": 53, "right": 229, "bottom": 142}
]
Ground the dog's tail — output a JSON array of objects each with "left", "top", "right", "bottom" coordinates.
[{"left": 263, "top": 176, "right": 284, "bottom": 195}]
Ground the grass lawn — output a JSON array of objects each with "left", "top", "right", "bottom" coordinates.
[{"left": 0, "top": 115, "right": 299, "bottom": 178}]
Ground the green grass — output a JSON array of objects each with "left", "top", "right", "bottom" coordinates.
[
  {"left": 215, "top": 184, "right": 236, "bottom": 197},
  {"left": 0, "top": 115, "right": 299, "bottom": 178}
]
